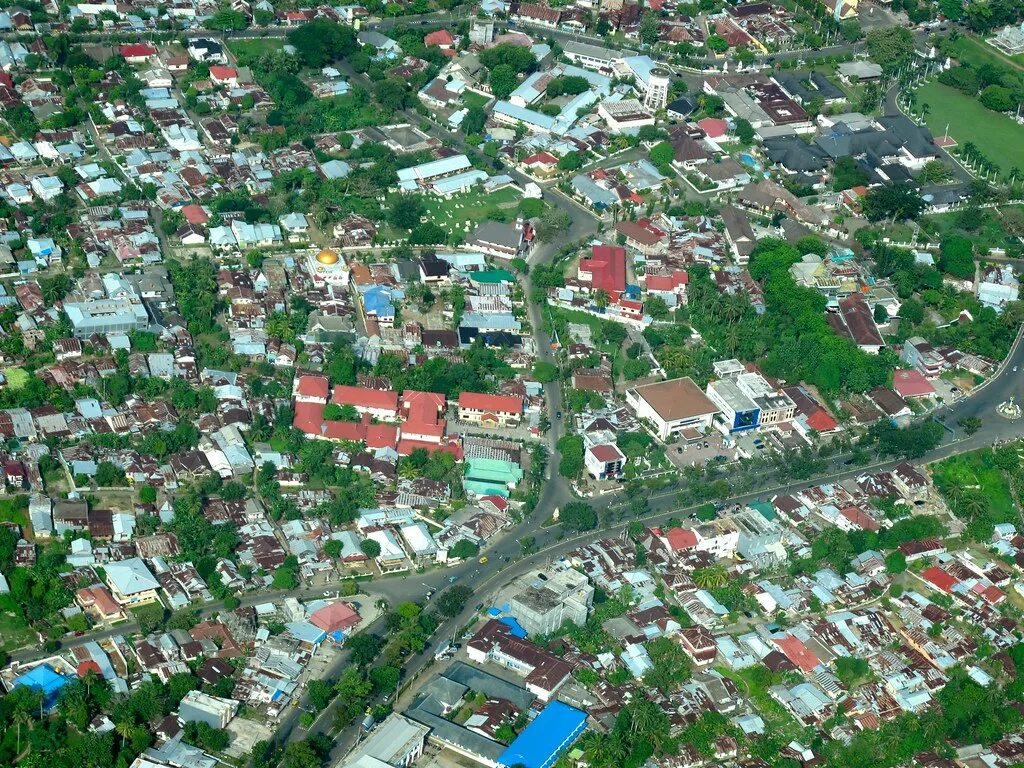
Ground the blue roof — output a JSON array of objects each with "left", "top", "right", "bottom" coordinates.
[
  {"left": 499, "top": 616, "right": 528, "bottom": 638},
  {"left": 286, "top": 621, "right": 328, "bottom": 645},
  {"left": 14, "top": 664, "right": 73, "bottom": 708},
  {"left": 498, "top": 701, "right": 588, "bottom": 768}
]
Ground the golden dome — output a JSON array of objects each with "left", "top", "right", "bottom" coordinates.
[{"left": 316, "top": 249, "right": 339, "bottom": 265}]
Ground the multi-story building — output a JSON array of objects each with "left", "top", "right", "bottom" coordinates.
[
  {"left": 178, "top": 690, "right": 238, "bottom": 729},
  {"left": 507, "top": 569, "right": 594, "bottom": 636}
]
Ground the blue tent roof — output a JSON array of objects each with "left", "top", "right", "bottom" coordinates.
[
  {"left": 14, "top": 664, "right": 73, "bottom": 708},
  {"left": 498, "top": 701, "right": 588, "bottom": 768}
]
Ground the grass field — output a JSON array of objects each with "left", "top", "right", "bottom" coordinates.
[
  {"left": 461, "top": 90, "right": 491, "bottom": 110},
  {"left": 914, "top": 80, "right": 1024, "bottom": 174},
  {"left": 0, "top": 596, "right": 34, "bottom": 651},
  {"left": 0, "top": 496, "right": 28, "bottom": 527},
  {"left": 3, "top": 367, "right": 28, "bottom": 390},
  {"left": 942, "top": 34, "right": 1024, "bottom": 74},
  {"left": 421, "top": 187, "right": 521, "bottom": 233},
  {"left": 227, "top": 38, "right": 284, "bottom": 64}
]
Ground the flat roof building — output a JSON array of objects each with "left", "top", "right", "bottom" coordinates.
[
  {"left": 626, "top": 377, "right": 720, "bottom": 441},
  {"left": 341, "top": 713, "right": 429, "bottom": 768}
]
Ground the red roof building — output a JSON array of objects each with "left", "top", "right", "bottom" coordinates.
[
  {"left": 774, "top": 634, "right": 820, "bottom": 673},
  {"left": 401, "top": 390, "right": 446, "bottom": 443},
  {"left": 458, "top": 392, "right": 524, "bottom": 428},
  {"left": 892, "top": 369, "right": 936, "bottom": 399},
  {"left": 181, "top": 204, "right": 210, "bottom": 226},
  {"left": 331, "top": 385, "right": 399, "bottom": 418},
  {"left": 578, "top": 244, "right": 627, "bottom": 295},
  {"left": 645, "top": 270, "right": 689, "bottom": 293},
  {"left": 120, "top": 43, "right": 157, "bottom": 62},
  {"left": 663, "top": 526, "right": 698, "bottom": 551},
  {"left": 209, "top": 66, "right": 239, "bottom": 83},
  {"left": 921, "top": 566, "right": 957, "bottom": 594},
  {"left": 295, "top": 374, "right": 329, "bottom": 403},
  {"left": 697, "top": 117, "right": 728, "bottom": 139},
  {"left": 309, "top": 601, "right": 360, "bottom": 634},
  {"left": 523, "top": 151, "right": 558, "bottom": 168},
  {"left": 424, "top": 29, "right": 455, "bottom": 47}
]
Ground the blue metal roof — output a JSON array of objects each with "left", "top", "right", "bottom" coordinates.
[{"left": 498, "top": 701, "right": 588, "bottom": 768}]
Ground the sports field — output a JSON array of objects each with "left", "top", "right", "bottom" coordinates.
[{"left": 914, "top": 80, "right": 1024, "bottom": 174}]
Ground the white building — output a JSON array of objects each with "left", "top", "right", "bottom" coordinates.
[{"left": 626, "top": 377, "right": 720, "bottom": 441}]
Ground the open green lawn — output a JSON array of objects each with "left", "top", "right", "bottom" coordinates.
[
  {"left": 943, "top": 34, "right": 1024, "bottom": 74},
  {"left": 3, "top": 366, "right": 28, "bottom": 390},
  {"left": 915, "top": 80, "right": 1024, "bottom": 174},
  {"left": 227, "top": 38, "right": 284, "bottom": 64},
  {"left": 461, "top": 90, "right": 491, "bottom": 110},
  {"left": 879, "top": 205, "right": 1024, "bottom": 251},
  {"left": 421, "top": 187, "right": 521, "bottom": 232},
  {"left": 0, "top": 596, "right": 34, "bottom": 651},
  {"left": 0, "top": 496, "right": 28, "bottom": 527}
]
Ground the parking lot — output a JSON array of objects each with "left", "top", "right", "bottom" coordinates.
[{"left": 665, "top": 431, "right": 735, "bottom": 469}]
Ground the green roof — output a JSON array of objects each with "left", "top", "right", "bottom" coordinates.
[
  {"left": 471, "top": 269, "right": 516, "bottom": 284},
  {"left": 747, "top": 500, "right": 776, "bottom": 520}
]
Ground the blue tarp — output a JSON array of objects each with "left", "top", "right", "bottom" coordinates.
[
  {"left": 498, "top": 701, "right": 588, "bottom": 768},
  {"left": 499, "top": 616, "right": 528, "bottom": 638}
]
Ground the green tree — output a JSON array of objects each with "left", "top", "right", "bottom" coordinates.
[
  {"left": 639, "top": 12, "right": 660, "bottom": 44},
  {"left": 559, "top": 501, "right": 597, "bottom": 532},
  {"left": 865, "top": 27, "right": 915, "bottom": 72},
  {"left": 939, "top": 234, "right": 975, "bottom": 278},
  {"left": 436, "top": 585, "right": 474, "bottom": 617},
  {"left": 557, "top": 151, "right": 583, "bottom": 171},
  {"left": 862, "top": 183, "right": 925, "bottom": 222},
  {"left": 980, "top": 84, "right": 1015, "bottom": 112},
  {"left": 360, "top": 539, "right": 382, "bottom": 559},
  {"left": 734, "top": 117, "right": 755, "bottom": 145},
  {"left": 644, "top": 635, "right": 693, "bottom": 693},
  {"left": 557, "top": 434, "right": 584, "bottom": 478},
  {"left": 885, "top": 550, "right": 907, "bottom": 574},
  {"left": 449, "top": 539, "right": 479, "bottom": 560},
  {"left": 832, "top": 155, "right": 870, "bottom": 191},
  {"left": 489, "top": 64, "right": 519, "bottom": 100},
  {"left": 650, "top": 141, "right": 675, "bottom": 172}
]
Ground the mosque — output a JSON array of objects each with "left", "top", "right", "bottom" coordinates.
[{"left": 306, "top": 247, "right": 350, "bottom": 286}]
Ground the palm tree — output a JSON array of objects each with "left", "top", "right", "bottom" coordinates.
[
  {"left": 694, "top": 564, "right": 729, "bottom": 589},
  {"left": 12, "top": 706, "right": 30, "bottom": 757},
  {"left": 593, "top": 289, "right": 609, "bottom": 309},
  {"left": 115, "top": 718, "right": 134, "bottom": 750}
]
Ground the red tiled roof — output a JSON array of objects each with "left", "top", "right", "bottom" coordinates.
[
  {"left": 120, "top": 43, "right": 157, "bottom": 58},
  {"left": 332, "top": 385, "right": 399, "bottom": 413},
  {"left": 805, "top": 409, "right": 839, "bottom": 432},
  {"left": 424, "top": 29, "right": 454, "bottom": 46},
  {"left": 579, "top": 244, "right": 627, "bottom": 295},
  {"left": 209, "top": 66, "right": 238, "bottom": 81},
  {"left": 697, "top": 117, "right": 728, "bottom": 138},
  {"left": 774, "top": 634, "right": 820, "bottom": 672},
  {"left": 664, "top": 526, "right": 698, "bottom": 551},
  {"left": 589, "top": 443, "right": 624, "bottom": 463},
  {"left": 458, "top": 392, "right": 523, "bottom": 414},
  {"left": 181, "top": 204, "right": 209, "bottom": 225},
  {"left": 892, "top": 368, "right": 935, "bottom": 398},
  {"left": 296, "top": 374, "right": 329, "bottom": 400},
  {"left": 309, "top": 601, "right": 360, "bottom": 633},
  {"left": 523, "top": 151, "right": 558, "bottom": 166},
  {"left": 921, "top": 566, "right": 956, "bottom": 593}
]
